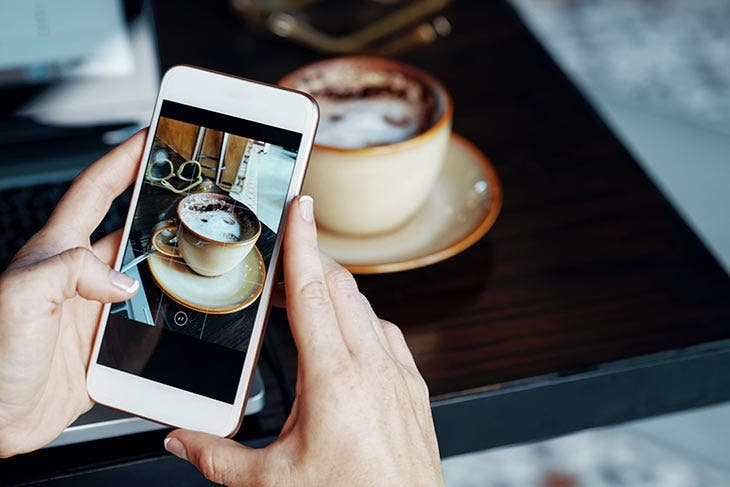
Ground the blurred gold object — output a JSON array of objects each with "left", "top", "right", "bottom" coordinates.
[{"left": 231, "top": 0, "right": 451, "bottom": 54}]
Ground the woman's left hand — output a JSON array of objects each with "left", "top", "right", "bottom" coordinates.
[{"left": 0, "top": 131, "right": 145, "bottom": 457}]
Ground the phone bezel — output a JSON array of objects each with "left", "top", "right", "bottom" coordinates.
[{"left": 86, "top": 65, "right": 319, "bottom": 437}]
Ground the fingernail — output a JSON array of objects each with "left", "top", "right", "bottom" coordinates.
[
  {"left": 109, "top": 269, "right": 139, "bottom": 294},
  {"left": 164, "top": 437, "right": 188, "bottom": 461},
  {"left": 299, "top": 195, "right": 314, "bottom": 223}
]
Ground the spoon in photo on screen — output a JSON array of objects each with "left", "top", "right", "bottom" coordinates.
[
  {"left": 120, "top": 226, "right": 179, "bottom": 273},
  {"left": 120, "top": 249, "right": 157, "bottom": 273}
]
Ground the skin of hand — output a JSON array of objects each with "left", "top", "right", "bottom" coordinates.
[
  {"left": 0, "top": 131, "right": 145, "bottom": 457},
  {"left": 165, "top": 195, "right": 444, "bottom": 486}
]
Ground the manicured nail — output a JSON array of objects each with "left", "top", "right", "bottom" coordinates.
[
  {"left": 109, "top": 269, "right": 139, "bottom": 294},
  {"left": 164, "top": 437, "right": 188, "bottom": 461},
  {"left": 299, "top": 195, "right": 314, "bottom": 223}
]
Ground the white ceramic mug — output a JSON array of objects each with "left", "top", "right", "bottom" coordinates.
[
  {"left": 152, "top": 193, "right": 261, "bottom": 277},
  {"left": 280, "top": 56, "right": 453, "bottom": 236}
]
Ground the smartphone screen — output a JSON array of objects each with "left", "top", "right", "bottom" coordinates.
[{"left": 97, "top": 100, "right": 302, "bottom": 404}]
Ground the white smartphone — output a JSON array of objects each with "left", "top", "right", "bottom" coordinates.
[{"left": 87, "top": 66, "right": 318, "bottom": 436}]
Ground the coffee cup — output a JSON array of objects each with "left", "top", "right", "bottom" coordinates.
[
  {"left": 280, "top": 56, "right": 453, "bottom": 236},
  {"left": 152, "top": 192, "right": 261, "bottom": 277}
]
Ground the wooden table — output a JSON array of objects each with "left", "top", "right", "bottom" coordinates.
[{"left": 4, "top": 1, "right": 729, "bottom": 483}]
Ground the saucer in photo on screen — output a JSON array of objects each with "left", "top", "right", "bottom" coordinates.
[
  {"left": 147, "top": 245, "right": 266, "bottom": 314},
  {"left": 317, "top": 134, "right": 502, "bottom": 274}
]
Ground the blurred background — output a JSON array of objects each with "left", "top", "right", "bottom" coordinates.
[{"left": 442, "top": 1, "right": 730, "bottom": 485}]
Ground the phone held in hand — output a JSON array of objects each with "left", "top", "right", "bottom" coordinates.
[{"left": 86, "top": 66, "right": 319, "bottom": 436}]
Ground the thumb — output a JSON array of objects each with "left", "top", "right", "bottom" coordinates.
[
  {"left": 39, "top": 246, "right": 138, "bottom": 304},
  {"left": 165, "top": 430, "right": 266, "bottom": 486}
]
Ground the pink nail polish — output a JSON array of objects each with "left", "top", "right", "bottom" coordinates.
[
  {"left": 299, "top": 195, "right": 314, "bottom": 223},
  {"left": 164, "top": 437, "right": 188, "bottom": 461},
  {"left": 110, "top": 270, "right": 139, "bottom": 294}
]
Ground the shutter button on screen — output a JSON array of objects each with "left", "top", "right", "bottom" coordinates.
[{"left": 173, "top": 311, "right": 188, "bottom": 326}]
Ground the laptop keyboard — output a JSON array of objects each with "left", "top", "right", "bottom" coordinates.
[{"left": 0, "top": 180, "right": 131, "bottom": 271}]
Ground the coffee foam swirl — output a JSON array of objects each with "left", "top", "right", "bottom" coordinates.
[
  {"left": 293, "top": 65, "right": 436, "bottom": 149},
  {"left": 180, "top": 196, "right": 256, "bottom": 243}
]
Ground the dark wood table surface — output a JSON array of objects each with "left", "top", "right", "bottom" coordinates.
[
  {"left": 182, "top": 0, "right": 730, "bottom": 399},
  {"left": 4, "top": 0, "right": 730, "bottom": 484}
]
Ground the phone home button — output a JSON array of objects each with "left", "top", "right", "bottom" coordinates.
[{"left": 173, "top": 311, "right": 188, "bottom": 327}]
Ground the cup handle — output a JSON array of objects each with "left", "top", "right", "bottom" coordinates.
[{"left": 150, "top": 220, "right": 181, "bottom": 258}]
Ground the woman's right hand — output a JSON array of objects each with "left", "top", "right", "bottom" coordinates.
[{"left": 165, "top": 195, "right": 444, "bottom": 486}]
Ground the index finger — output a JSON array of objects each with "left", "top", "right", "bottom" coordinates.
[
  {"left": 46, "top": 128, "right": 146, "bottom": 238},
  {"left": 283, "top": 196, "right": 349, "bottom": 371}
]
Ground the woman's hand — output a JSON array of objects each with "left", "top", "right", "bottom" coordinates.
[
  {"left": 165, "top": 196, "right": 444, "bottom": 486},
  {"left": 0, "top": 131, "right": 144, "bottom": 457}
]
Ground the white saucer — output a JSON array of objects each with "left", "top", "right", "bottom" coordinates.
[
  {"left": 318, "top": 134, "right": 502, "bottom": 274},
  {"left": 147, "top": 246, "right": 265, "bottom": 314}
]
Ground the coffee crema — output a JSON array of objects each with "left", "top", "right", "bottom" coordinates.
[
  {"left": 293, "top": 66, "right": 436, "bottom": 149},
  {"left": 181, "top": 198, "right": 256, "bottom": 243}
]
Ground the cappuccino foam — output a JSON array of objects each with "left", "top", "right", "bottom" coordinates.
[
  {"left": 316, "top": 97, "right": 426, "bottom": 149},
  {"left": 186, "top": 209, "right": 243, "bottom": 243},
  {"left": 182, "top": 197, "right": 256, "bottom": 243},
  {"left": 293, "top": 66, "right": 436, "bottom": 149}
]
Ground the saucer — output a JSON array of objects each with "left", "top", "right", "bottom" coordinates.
[
  {"left": 317, "top": 134, "right": 502, "bottom": 274},
  {"left": 147, "top": 246, "right": 266, "bottom": 314}
]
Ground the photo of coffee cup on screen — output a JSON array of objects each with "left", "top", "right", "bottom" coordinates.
[{"left": 111, "top": 107, "right": 299, "bottom": 352}]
